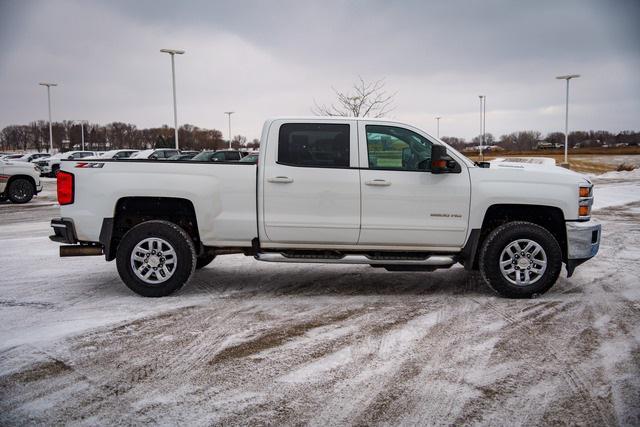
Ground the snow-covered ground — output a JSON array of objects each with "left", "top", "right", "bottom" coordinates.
[{"left": 1, "top": 175, "right": 639, "bottom": 425}]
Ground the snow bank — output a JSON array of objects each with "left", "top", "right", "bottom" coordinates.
[{"left": 591, "top": 169, "right": 640, "bottom": 210}]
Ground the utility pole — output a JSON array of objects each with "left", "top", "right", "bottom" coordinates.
[
  {"left": 556, "top": 74, "right": 580, "bottom": 165},
  {"left": 160, "top": 49, "right": 185, "bottom": 150},
  {"left": 39, "top": 82, "right": 58, "bottom": 153},
  {"left": 225, "top": 111, "right": 234, "bottom": 149},
  {"left": 435, "top": 116, "right": 441, "bottom": 138}
]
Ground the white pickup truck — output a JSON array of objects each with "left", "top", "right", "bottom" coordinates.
[{"left": 50, "top": 117, "right": 600, "bottom": 298}]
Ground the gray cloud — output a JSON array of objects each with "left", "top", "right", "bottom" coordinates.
[{"left": 0, "top": 0, "right": 638, "bottom": 140}]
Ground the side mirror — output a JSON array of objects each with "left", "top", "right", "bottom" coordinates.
[
  {"left": 67, "top": 155, "right": 74, "bottom": 160},
  {"left": 431, "top": 145, "right": 459, "bottom": 174},
  {"left": 149, "top": 154, "right": 158, "bottom": 160}
]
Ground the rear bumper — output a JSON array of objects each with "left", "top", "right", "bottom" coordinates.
[
  {"left": 49, "top": 217, "right": 78, "bottom": 244},
  {"left": 565, "top": 220, "right": 601, "bottom": 276}
]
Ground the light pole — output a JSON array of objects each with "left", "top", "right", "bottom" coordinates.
[
  {"left": 160, "top": 48, "right": 185, "bottom": 150},
  {"left": 478, "top": 95, "right": 485, "bottom": 159},
  {"left": 39, "top": 82, "right": 58, "bottom": 153},
  {"left": 225, "top": 111, "right": 234, "bottom": 149},
  {"left": 556, "top": 74, "right": 580, "bottom": 165},
  {"left": 435, "top": 116, "right": 441, "bottom": 138},
  {"left": 74, "top": 120, "right": 88, "bottom": 151}
]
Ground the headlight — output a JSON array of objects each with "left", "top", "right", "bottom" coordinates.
[{"left": 578, "top": 184, "right": 593, "bottom": 220}]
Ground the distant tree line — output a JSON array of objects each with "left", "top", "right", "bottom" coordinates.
[
  {"left": 0, "top": 121, "right": 260, "bottom": 152},
  {"left": 1, "top": 120, "right": 637, "bottom": 153},
  {"left": 442, "top": 130, "right": 640, "bottom": 152}
]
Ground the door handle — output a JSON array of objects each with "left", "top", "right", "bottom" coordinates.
[
  {"left": 268, "top": 176, "right": 294, "bottom": 183},
  {"left": 365, "top": 179, "right": 391, "bottom": 187}
]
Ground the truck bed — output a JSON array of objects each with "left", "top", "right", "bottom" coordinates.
[{"left": 60, "top": 160, "right": 258, "bottom": 247}]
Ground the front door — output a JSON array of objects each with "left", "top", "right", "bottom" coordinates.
[
  {"left": 358, "top": 122, "right": 470, "bottom": 248},
  {"left": 261, "top": 120, "right": 361, "bottom": 245}
]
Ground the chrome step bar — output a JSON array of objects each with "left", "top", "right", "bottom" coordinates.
[{"left": 255, "top": 252, "right": 457, "bottom": 266}]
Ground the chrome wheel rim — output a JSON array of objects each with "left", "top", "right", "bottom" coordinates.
[
  {"left": 499, "top": 239, "right": 547, "bottom": 286},
  {"left": 130, "top": 237, "right": 177, "bottom": 284}
]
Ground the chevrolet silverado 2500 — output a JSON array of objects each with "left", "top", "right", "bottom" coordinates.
[{"left": 49, "top": 117, "right": 600, "bottom": 298}]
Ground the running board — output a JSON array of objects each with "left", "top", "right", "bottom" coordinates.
[{"left": 255, "top": 252, "right": 457, "bottom": 266}]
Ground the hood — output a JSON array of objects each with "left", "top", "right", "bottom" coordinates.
[
  {"left": 483, "top": 158, "right": 591, "bottom": 186},
  {"left": 2, "top": 159, "right": 39, "bottom": 171}
]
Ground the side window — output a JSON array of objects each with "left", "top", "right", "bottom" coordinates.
[
  {"left": 278, "top": 123, "right": 350, "bottom": 168},
  {"left": 226, "top": 152, "right": 241, "bottom": 161},
  {"left": 366, "top": 125, "right": 432, "bottom": 171},
  {"left": 212, "top": 152, "right": 226, "bottom": 161}
]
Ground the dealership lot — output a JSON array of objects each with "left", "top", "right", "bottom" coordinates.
[{"left": 1, "top": 175, "right": 639, "bottom": 425}]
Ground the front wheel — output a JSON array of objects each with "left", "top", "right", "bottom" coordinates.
[
  {"left": 479, "top": 221, "right": 562, "bottom": 298},
  {"left": 7, "top": 178, "right": 34, "bottom": 203},
  {"left": 116, "top": 220, "right": 196, "bottom": 297}
]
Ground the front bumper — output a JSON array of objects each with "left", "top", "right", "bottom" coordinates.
[
  {"left": 50, "top": 217, "right": 78, "bottom": 244},
  {"left": 565, "top": 220, "right": 601, "bottom": 276},
  {"left": 36, "top": 181, "right": 43, "bottom": 193},
  {"left": 38, "top": 164, "right": 52, "bottom": 174}
]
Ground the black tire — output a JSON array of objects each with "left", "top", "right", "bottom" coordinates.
[
  {"left": 195, "top": 254, "right": 216, "bottom": 270},
  {"left": 52, "top": 165, "right": 60, "bottom": 177},
  {"left": 7, "top": 178, "right": 34, "bottom": 204},
  {"left": 479, "top": 221, "right": 562, "bottom": 298},
  {"left": 116, "top": 220, "right": 196, "bottom": 297},
  {"left": 0, "top": 193, "right": 6, "bottom": 202}
]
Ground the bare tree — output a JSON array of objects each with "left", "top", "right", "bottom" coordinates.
[{"left": 313, "top": 76, "right": 395, "bottom": 118}]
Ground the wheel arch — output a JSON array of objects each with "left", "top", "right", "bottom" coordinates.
[
  {"left": 103, "top": 196, "right": 201, "bottom": 261},
  {"left": 6, "top": 174, "right": 37, "bottom": 193},
  {"left": 463, "top": 204, "right": 567, "bottom": 270}
]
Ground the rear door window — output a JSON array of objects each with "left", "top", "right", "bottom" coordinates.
[{"left": 278, "top": 123, "right": 350, "bottom": 168}]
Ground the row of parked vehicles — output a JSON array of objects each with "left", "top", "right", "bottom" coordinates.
[{"left": 0, "top": 148, "right": 257, "bottom": 203}]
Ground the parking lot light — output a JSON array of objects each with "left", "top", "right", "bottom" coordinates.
[
  {"left": 160, "top": 49, "right": 185, "bottom": 150},
  {"left": 39, "top": 82, "right": 58, "bottom": 153},
  {"left": 556, "top": 74, "right": 580, "bottom": 165}
]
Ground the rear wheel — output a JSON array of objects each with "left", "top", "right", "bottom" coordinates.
[
  {"left": 479, "top": 221, "right": 562, "bottom": 298},
  {"left": 116, "top": 220, "right": 196, "bottom": 297},
  {"left": 0, "top": 193, "right": 6, "bottom": 202},
  {"left": 7, "top": 178, "right": 34, "bottom": 203}
]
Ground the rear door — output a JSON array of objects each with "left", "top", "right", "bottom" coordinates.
[{"left": 261, "top": 119, "right": 360, "bottom": 245}]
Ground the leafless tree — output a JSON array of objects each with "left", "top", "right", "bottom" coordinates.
[{"left": 313, "top": 76, "right": 395, "bottom": 118}]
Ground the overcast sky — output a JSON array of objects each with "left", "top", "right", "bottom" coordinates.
[{"left": 1, "top": 0, "right": 638, "bottom": 140}]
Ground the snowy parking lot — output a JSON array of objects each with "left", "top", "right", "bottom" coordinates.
[{"left": 1, "top": 173, "right": 639, "bottom": 425}]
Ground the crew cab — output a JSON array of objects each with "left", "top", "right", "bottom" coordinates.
[
  {"left": 1, "top": 157, "right": 43, "bottom": 203},
  {"left": 50, "top": 117, "right": 600, "bottom": 298}
]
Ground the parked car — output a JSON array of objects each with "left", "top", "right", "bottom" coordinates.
[
  {"left": 14, "top": 153, "right": 51, "bottom": 163},
  {"left": 130, "top": 149, "right": 180, "bottom": 160},
  {"left": 50, "top": 117, "right": 600, "bottom": 298},
  {"left": 36, "top": 151, "right": 97, "bottom": 176},
  {"left": 168, "top": 153, "right": 197, "bottom": 161},
  {"left": 84, "top": 149, "right": 139, "bottom": 160},
  {"left": 239, "top": 152, "right": 259, "bottom": 164},
  {"left": 1, "top": 154, "right": 25, "bottom": 161},
  {"left": 192, "top": 150, "right": 247, "bottom": 162},
  {"left": 0, "top": 157, "right": 43, "bottom": 203}
]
